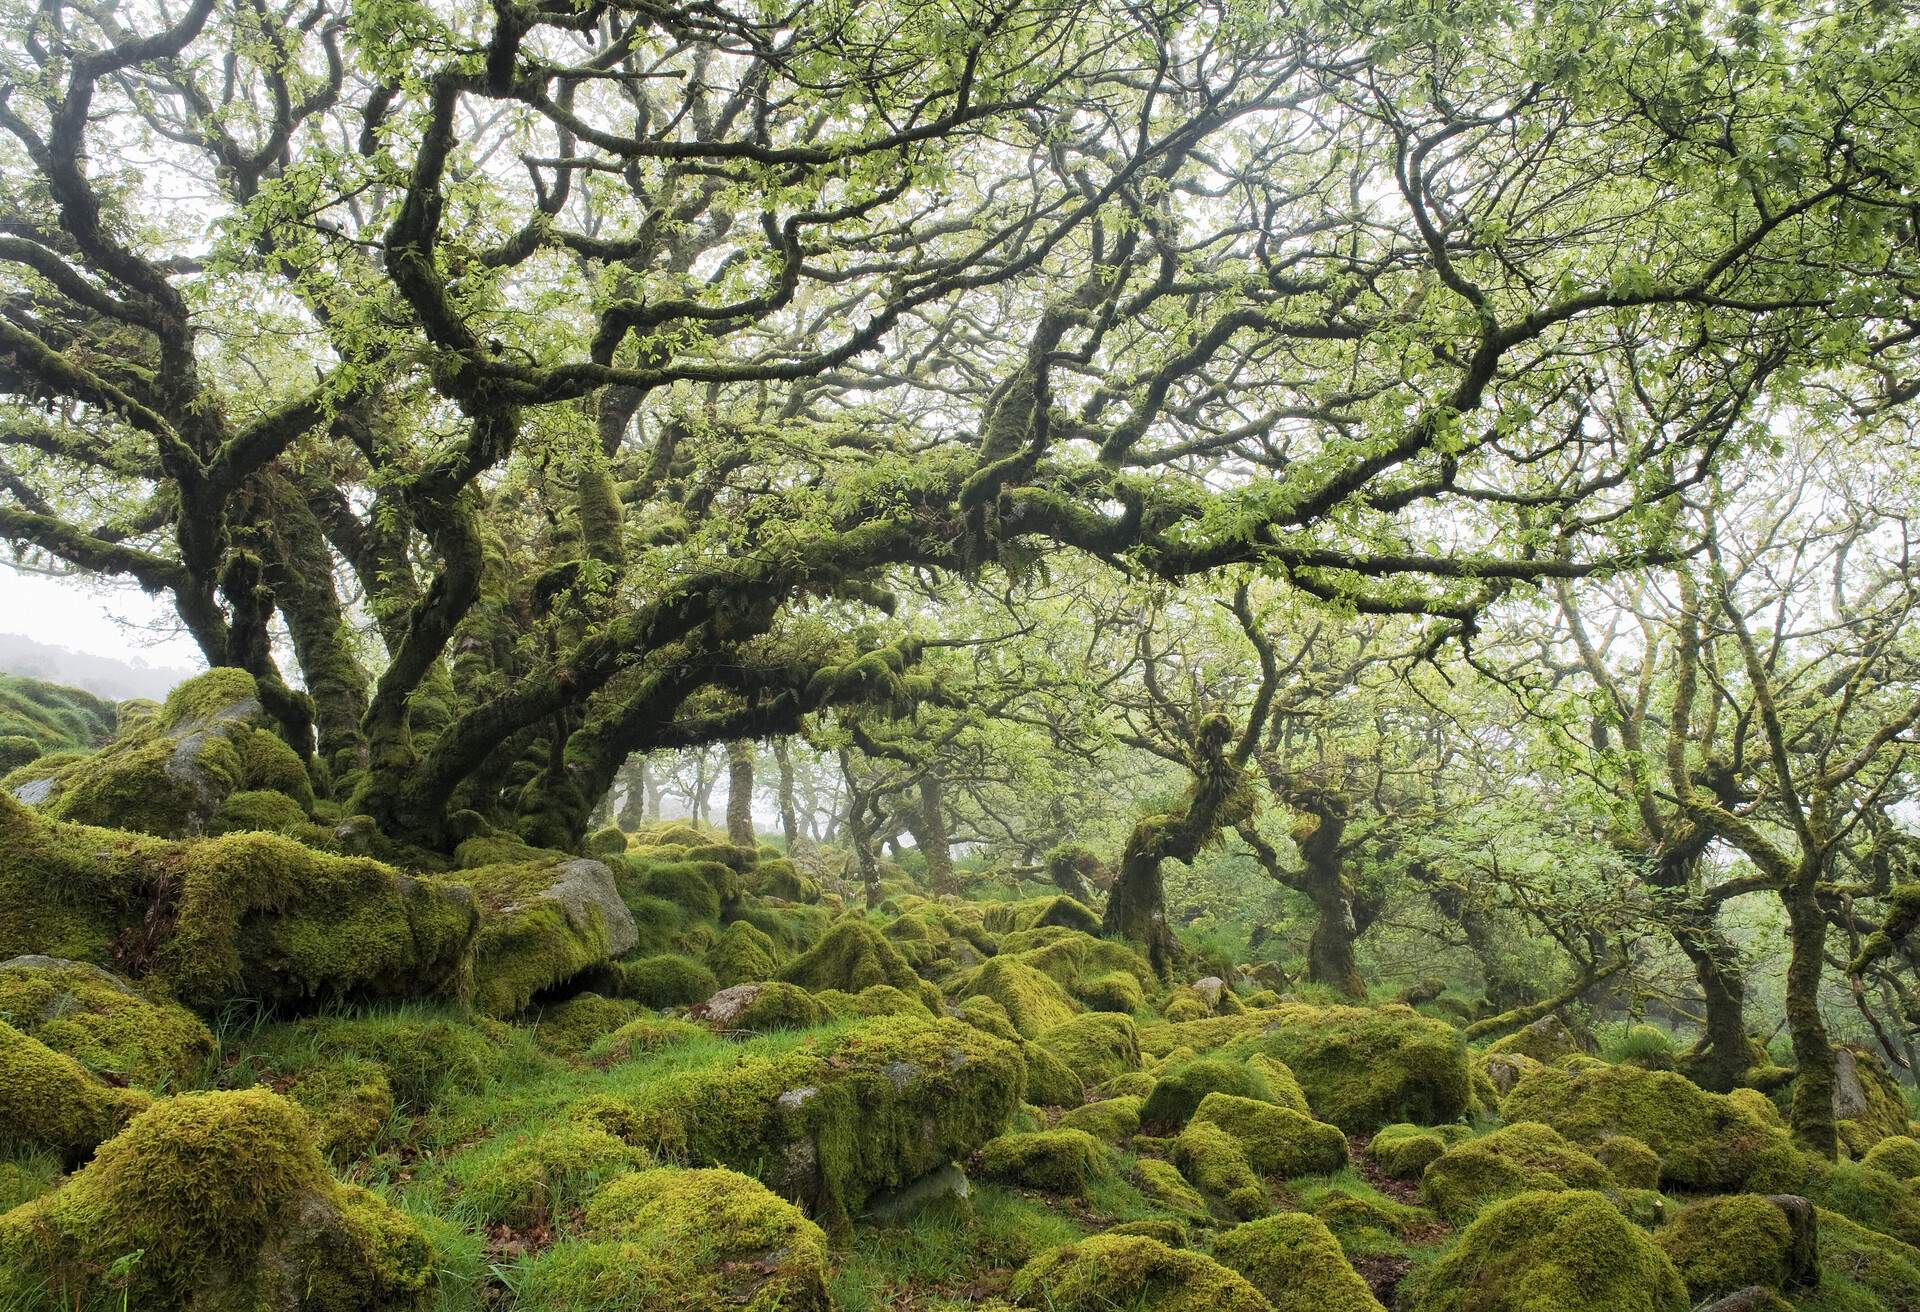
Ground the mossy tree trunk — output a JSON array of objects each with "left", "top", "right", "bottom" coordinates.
[
  {"left": 904, "top": 773, "right": 956, "bottom": 895},
  {"left": 615, "top": 756, "right": 651, "bottom": 830},
  {"left": 1294, "top": 797, "right": 1366, "bottom": 999},
  {"left": 1783, "top": 876, "right": 1839, "bottom": 1156},
  {"left": 773, "top": 738, "right": 801, "bottom": 850},
  {"left": 726, "top": 741, "right": 755, "bottom": 846}
]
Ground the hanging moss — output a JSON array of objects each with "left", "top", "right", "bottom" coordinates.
[
  {"left": 0, "top": 955, "right": 212, "bottom": 1088},
  {"left": 1059, "top": 1095, "right": 1144, "bottom": 1143},
  {"left": 1408, "top": 1189, "right": 1687, "bottom": 1312},
  {"left": 0, "top": 1018, "right": 149, "bottom": 1164},
  {"left": 977, "top": 1129, "right": 1113, "bottom": 1194},
  {"left": 1211, "top": 1212, "right": 1387, "bottom": 1312},
  {"left": 1142, "top": 1057, "right": 1275, "bottom": 1129},
  {"left": 0, "top": 1088, "right": 432, "bottom": 1311},
  {"left": 1654, "top": 1194, "right": 1799, "bottom": 1301},
  {"left": 1172, "top": 1118, "right": 1269, "bottom": 1219},
  {"left": 1501, "top": 1060, "right": 1788, "bottom": 1189},
  {"left": 1009, "top": 1233, "right": 1272, "bottom": 1311},
  {"left": 1420, "top": 1121, "right": 1617, "bottom": 1223},
  {"left": 1190, "top": 1092, "right": 1348, "bottom": 1177}
]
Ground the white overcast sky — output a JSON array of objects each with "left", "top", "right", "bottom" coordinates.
[{"left": 0, "top": 566, "right": 206, "bottom": 671}]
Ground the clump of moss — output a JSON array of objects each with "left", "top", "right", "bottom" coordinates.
[
  {"left": 708, "top": 918, "right": 781, "bottom": 986},
  {"left": 1135, "top": 1157, "right": 1210, "bottom": 1216},
  {"left": 285, "top": 1058, "right": 394, "bottom": 1159},
  {"left": 1654, "top": 1194, "right": 1800, "bottom": 1301},
  {"left": 1108, "top": 1217, "right": 1190, "bottom": 1245},
  {"left": 956, "top": 994, "right": 1021, "bottom": 1041},
  {"left": 1142, "top": 1056, "right": 1274, "bottom": 1128},
  {"left": 256, "top": 1008, "right": 506, "bottom": 1110},
  {"left": 1484, "top": 1014, "right": 1580, "bottom": 1064},
  {"left": 1191, "top": 1092, "right": 1348, "bottom": 1176},
  {"left": 977, "top": 1129, "right": 1114, "bottom": 1194},
  {"left": 955, "top": 956, "right": 1083, "bottom": 1038},
  {"left": 0, "top": 1018, "right": 149, "bottom": 1164},
  {"left": 1300, "top": 1179, "right": 1437, "bottom": 1249},
  {"left": 535, "top": 993, "right": 644, "bottom": 1058},
  {"left": 621, "top": 1015, "right": 1024, "bottom": 1235},
  {"left": 1408, "top": 1189, "right": 1687, "bottom": 1312},
  {"left": 1009, "top": 1233, "right": 1273, "bottom": 1311},
  {"left": 1861, "top": 1135, "right": 1920, "bottom": 1180},
  {"left": 1592, "top": 1134, "right": 1662, "bottom": 1189},
  {"left": 814, "top": 982, "right": 937, "bottom": 1021},
  {"left": 1172, "top": 1118, "right": 1269, "bottom": 1219},
  {"left": 1226, "top": 1003, "right": 1470, "bottom": 1133},
  {"left": 617, "top": 953, "right": 718, "bottom": 1008},
  {"left": 1813, "top": 1206, "right": 1920, "bottom": 1309},
  {"left": 1835, "top": 1044, "right": 1916, "bottom": 1156},
  {"left": 688, "top": 980, "right": 832, "bottom": 1032},
  {"left": 775, "top": 917, "right": 938, "bottom": 1007},
  {"left": 0, "top": 1088, "right": 431, "bottom": 1311},
  {"left": 0, "top": 955, "right": 212, "bottom": 1088},
  {"left": 1369, "top": 1122, "right": 1465, "bottom": 1180},
  {"left": 446, "top": 1122, "right": 651, "bottom": 1229},
  {"left": 459, "top": 857, "right": 638, "bottom": 1017},
  {"left": 1036, "top": 1012, "right": 1141, "bottom": 1087},
  {"left": 584, "top": 1015, "right": 705, "bottom": 1066},
  {"left": 1060, "top": 1095, "right": 1144, "bottom": 1143},
  {"left": 985, "top": 895, "right": 1102, "bottom": 937},
  {"left": 512, "top": 1166, "right": 830, "bottom": 1311},
  {"left": 1020, "top": 1038, "right": 1086, "bottom": 1106},
  {"left": 1081, "top": 970, "right": 1146, "bottom": 1013},
  {"left": 1212, "top": 1211, "right": 1387, "bottom": 1311},
  {"left": 1501, "top": 1060, "right": 1787, "bottom": 1189},
  {"left": 1420, "top": 1121, "right": 1615, "bottom": 1223}
]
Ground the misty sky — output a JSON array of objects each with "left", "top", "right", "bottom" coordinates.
[{"left": 0, "top": 567, "right": 205, "bottom": 672}]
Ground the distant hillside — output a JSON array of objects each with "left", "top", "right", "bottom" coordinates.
[{"left": 0, "top": 632, "right": 198, "bottom": 702}]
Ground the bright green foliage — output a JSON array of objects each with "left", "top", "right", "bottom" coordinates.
[
  {"left": 1862, "top": 1136, "right": 1920, "bottom": 1180},
  {"left": 708, "top": 918, "right": 781, "bottom": 986},
  {"left": 955, "top": 956, "right": 1082, "bottom": 1037},
  {"left": 446, "top": 1122, "right": 650, "bottom": 1228},
  {"left": 1501, "top": 1061, "right": 1787, "bottom": 1189},
  {"left": 535, "top": 993, "right": 644, "bottom": 1058},
  {"left": 1420, "top": 1121, "right": 1615, "bottom": 1223},
  {"left": 1172, "top": 1117, "right": 1269, "bottom": 1218},
  {"left": 1369, "top": 1122, "right": 1462, "bottom": 1180},
  {"left": 0, "top": 674, "right": 115, "bottom": 760},
  {"left": 247, "top": 1008, "right": 506, "bottom": 1109},
  {"left": 1410, "top": 1190, "right": 1688, "bottom": 1312},
  {"left": 1134, "top": 1158, "right": 1210, "bottom": 1217},
  {"left": 1036, "top": 1013, "right": 1142, "bottom": 1086},
  {"left": 1009, "top": 1233, "right": 1274, "bottom": 1311},
  {"left": 1227, "top": 1004, "right": 1470, "bottom": 1133},
  {"left": 0, "top": 956, "right": 211, "bottom": 1087},
  {"left": 1654, "top": 1194, "right": 1796, "bottom": 1301},
  {"left": 976, "top": 1129, "right": 1113, "bottom": 1194},
  {"left": 1211, "top": 1212, "right": 1387, "bottom": 1312},
  {"left": 0, "top": 1088, "right": 431, "bottom": 1311},
  {"left": 512, "top": 1167, "right": 830, "bottom": 1311},
  {"left": 621, "top": 1015, "right": 1024, "bottom": 1234},
  {"left": 1191, "top": 1092, "right": 1348, "bottom": 1176},
  {"left": 1142, "top": 1057, "right": 1274, "bottom": 1128},
  {"left": 0, "top": 1018, "right": 148, "bottom": 1163},
  {"left": 1059, "top": 1095, "right": 1143, "bottom": 1143},
  {"left": 618, "top": 954, "right": 718, "bottom": 1007}
]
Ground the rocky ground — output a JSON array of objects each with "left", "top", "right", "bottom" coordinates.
[{"left": 1, "top": 670, "right": 1918, "bottom": 1311}]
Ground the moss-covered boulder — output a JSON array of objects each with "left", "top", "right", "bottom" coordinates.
[
  {"left": 512, "top": 1166, "right": 830, "bottom": 1311},
  {"left": 0, "top": 673, "right": 115, "bottom": 761},
  {"left": 621, "top": 1015, "right": 1023, "bottom": 1234},
  {"left": 458, "top": 857, "right": 639, "bottom": 1016},
  {"left": 977, "top": 1129, "right": 1113, "bottom": 1194},
  {"left": 1192, "top": 1092, "right": 1347, "bottom": 1177},
  {"left": 776, "top": 917, "right": 939, "bottom": 1009},
  {"left": 17, "top": 669, "right": 318, "bottom": 839},
  {"left": 708, "top": 918, "right": 782, "bottom": 986},
  {"left": 1142, "top": 1056, "right": 1275, "bottom": 1128},
  {"left": 0, "top": 1018, "right": 149, "bottom": 1163},
  {"left": 1410, "top": 1189, "right": 1688, "bottom": 1312},
  {"left": 1502, "top": 1060, "right": 1788, "bottom": 1189},
  {"left": 1224, "top": 1004, "right": 1469, "bottom": 1133},
  {"left": 1059, "top": 1094, "right": 1143, "bottom": 1143},
  {"left": 446, "top": 1122, "right": 651, "bottom": 1228},
  {"left": 1593, "top": 1134, "right": 1663, "bottom": 1189},
  {"left": 1134, "top": 1157, "right": 1210, "bottom": 1217},
  {"left": 1019, "top": 1037, "right": 1085, "bottom": 1106},
  {"left": 584, "top": 1015, "right": 705, "bottom": 1066},
  {"left": 0, "top": 1088, "right": 431, "bottom": 1311},
  {"left": 1009, "top": 1233, "right": 1273, "bottom": 1311},
  {"left": 985, "top": 895, "right": 1102, "bottom": 937},
  {"left": 1419, "top": 1121, "right": 1616, "bottom": 1222},
  {"left": 955, "top": 955, "right": 1083, "bottom": 1038},
  {"left": 619, "top": 953, "right": 719, "bottom": 1007},
  {"left": 533, "top": 993, "right": 644, "bottom": 1058},
  {"left": 688, "top": 980, "right": 832, "bottom": 1031},
  {"left": 1655, "top": 1194, "right": 1814, "bottom": 1302},
  {"left": 256, "top": 1009, "right": 504, "bottom": 1110},
  {"left": 1172, "top": 1118, "right": 1270, "bottom": 1218},
  {"left": 1835, "top": 1044, "right": 1914, "bottom": 1155},
  {"left": 1369, "top": 1122, "right": 1465, "bottom": 1180},
  {"left": 1212, "top": 1212, "right": 1387, "bottom": 1312},
  {"left": 284, "top": 1058, "right": 394, "bottom": 1158},
  {"left": 1484, "top": 1014, "right": 1580, "bottom": 1064},
  {"left": 1036, "top": 1012, "right": 1141, "bottom": 1087},
  {"left": 1862, "top": 1135, "right": 1920, "bottom": 1180},
  {"left": 0, "top": 955, "right": 211, "bottom": 1087},
  {"left": 1081, "top": 970, "right": 1146, "bottom": 1013}
]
